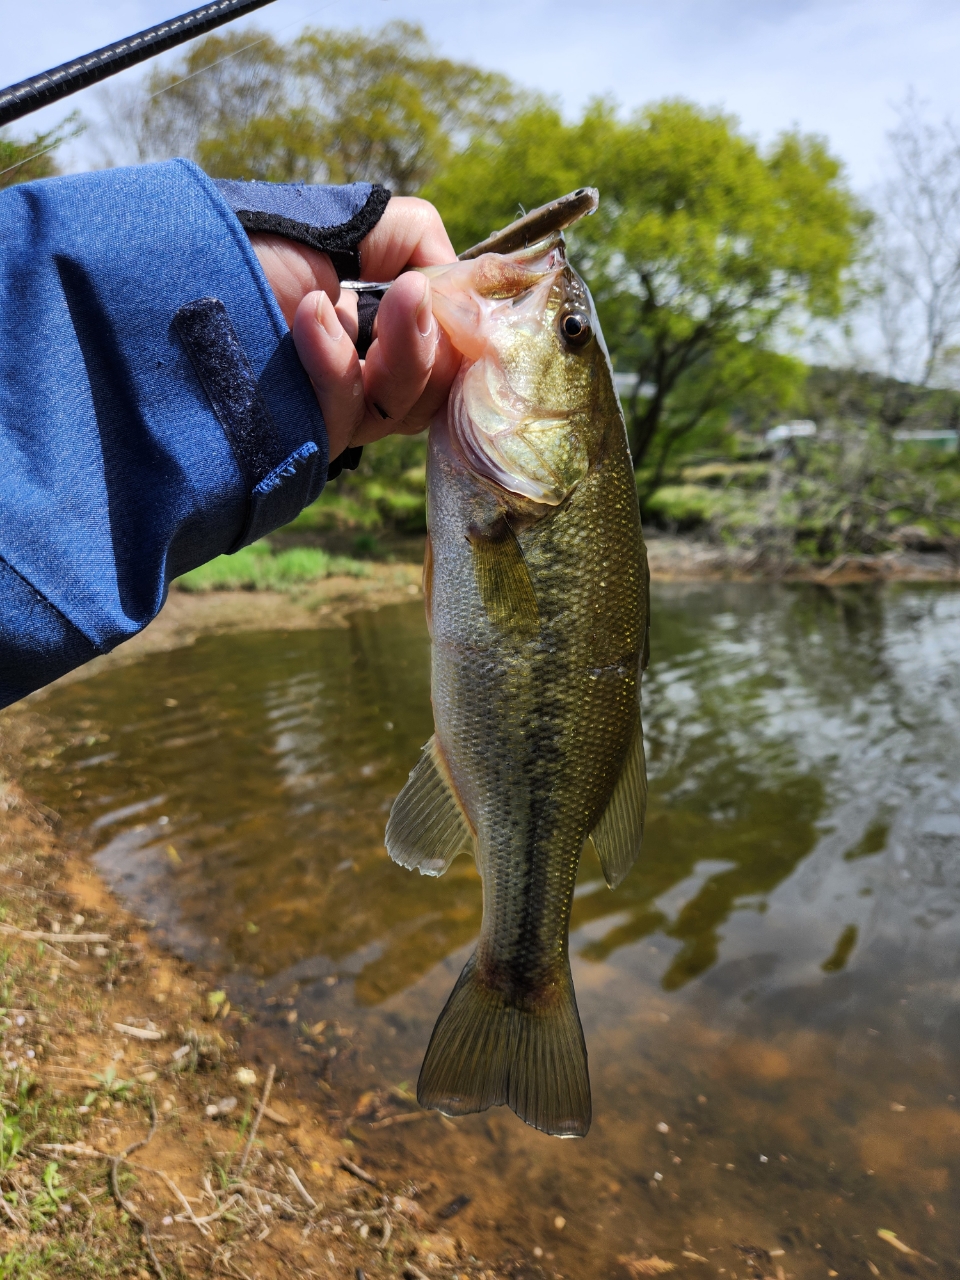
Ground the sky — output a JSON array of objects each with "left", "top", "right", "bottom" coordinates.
[{"left": 2, "top": 0, "right": 960, "bottom": 192}]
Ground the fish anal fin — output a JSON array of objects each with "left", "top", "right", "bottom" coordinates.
[
  {"left": 386, "top": 736, "right": 474, "bottom": 877},
  {"left": 418, "top": 952, "right": 591, "bottom": 1138},
  {"left": 590, "top": 716, "right": 647, "bottom": 889},
  {"left": 469, "top": 516, "right": 539, "bottom": 635}
]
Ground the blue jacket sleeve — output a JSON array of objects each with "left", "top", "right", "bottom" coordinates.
[{"left": 0, "top": 160, "right": 387, "bottom": 709}]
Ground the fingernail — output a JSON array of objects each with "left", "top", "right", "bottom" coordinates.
[
  {"left": 416, "top": 284, "right": 434, "bottom": 339},
  {"left": 316, "top": 292, "right": 344, "bottom": 342}
]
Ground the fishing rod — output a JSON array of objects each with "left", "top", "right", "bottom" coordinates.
[
  {"left": 0, "top": 0, "right": 279, "bottom": 129},
  {"left": 0, "top": 3, "right": 599, "bottom": 274}
]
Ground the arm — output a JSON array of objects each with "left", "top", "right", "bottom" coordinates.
[{"left": 0, "top": 161, "right": 457, "bottom": 708}]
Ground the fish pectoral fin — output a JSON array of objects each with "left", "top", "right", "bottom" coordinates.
[
  {"left": 385, "top": 736, "right": 474, "bottom": 877},
  {"left": 590, "top": 715, "right": 647, "bottom": 889},
  {"left": 469, "top": 517, "right": 540, "bottom": 636}
]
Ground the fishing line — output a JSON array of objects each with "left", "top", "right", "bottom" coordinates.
[
  {"left": 0, "top": 0, "right": 336, "bottom": 180},
  {"left": 0, "top": 140, "right": 62, "bottom": 182},
  {"left": 142, "top": 0, "right": 337, "bottom": 100},
  {"left": 145, "top": 34, "right": 274, "bottom": 99}
]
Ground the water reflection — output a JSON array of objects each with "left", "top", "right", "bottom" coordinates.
[{"left": 15, "top": 583, "right": 960, "bottom": 1275}]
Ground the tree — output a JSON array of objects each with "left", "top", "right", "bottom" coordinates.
[
  {"left": 0, "top": 117, "right": 79, "bottom": 190},
  {"left": 426, "top": 100, "right": 867, "bottom": 487},
  {"left": 128, "top": 30, "right": 297, "bottom": 180},
  {"left": 421, "top": 100, "right": 586, "bottom": 248},
  {"left": 292, "top": 23, "right": 517, "bottom": 193},
  {"left": 95, "top": 22, "right": 519, "bottom": 192},
  {"left": 870, "top": 98, "right": 960, "bottom": 388}
]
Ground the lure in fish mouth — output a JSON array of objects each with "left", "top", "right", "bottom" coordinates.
[{"left": 385, "top": 220, "right": 650, "bottom": 1138}]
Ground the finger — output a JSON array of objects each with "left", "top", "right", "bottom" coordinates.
[
  {"left": 292, "top": 290, "right": 365, "bottom": 461},
  {"left": 334, "top": 290, "right": 359, "bottom": 344},
  {"left": 351, "top": 327, "right": 461, "bottom": 446},
  {"left": 399, "top": 328, "right": 462, "bottom": 432},
  {"left": 360, "top": 196, "right": 456, "bottom": 280},
  {"left": 359, "top": 273, "right": 438, "bottom": 430},
  {"left": 250, "top": 233, "right": 340, "bottom": 327}
]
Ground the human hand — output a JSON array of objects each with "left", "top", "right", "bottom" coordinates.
[{"left": 249, "top": 196, "right": 461, "bottom": 462}]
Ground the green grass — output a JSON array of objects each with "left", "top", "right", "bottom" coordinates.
[
  {"left": 644, "top": 482, "right": 751, "bottom": 528},
  {"left": 175, "top": 539, "right": 370, "bottom": 592}
]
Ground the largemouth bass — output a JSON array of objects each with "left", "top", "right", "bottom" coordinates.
[{"left": 386, "top": 227, "right": 649, "bottom": 1138}]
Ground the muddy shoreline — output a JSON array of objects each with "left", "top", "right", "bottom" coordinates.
[{"left": 0, "top": 729, "right": 499, "bottom": 1279}]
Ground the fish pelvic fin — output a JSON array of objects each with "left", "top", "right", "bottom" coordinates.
[
  {"left": 422, "top": 532, "right": 434, "bottom": 635},
  {"left": 386, "top": 736, "right": 474, "bottom": 876},
  {"left": 590, "top": 713, "right": 647, "bottom": 889},
  {"left": 468, "top": 516, "right": 540, "bottom": 636},
  {"left": 417, "top": 953, "right": 591, "bottom": 1138}
]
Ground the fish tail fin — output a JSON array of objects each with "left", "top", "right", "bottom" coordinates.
[{"left": 417, "top": 953, "right": 591, "bottom": 1137}]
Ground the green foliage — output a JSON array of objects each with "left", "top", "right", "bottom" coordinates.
[
  {"left": 127, "top": 22, "right": 519, "bottom": 191},
  {"left": 28, "top": 1162, "right": 69, "bottom": 1228},
  {"left": 291, "top": 23, "right": 518, "bottom": 192},
  {"left": 0, "top": 1103, "right": 24, "bottom": 1173},
  {"left": 780, "top": 429, "right": 959, "bottom": 562},
  {"left": 175, "top": 539, "right": 369, "bottom": 592},
  {"left": 426, "top": 98, "right": 867, "bottom": 482},
  {"left": 655, "top": 425, "right": 960, "bottom": 565},
  {"left": 802, "top": 364, "right": 960, "bottom": 433},
  {"left": 292, "top": 433, "right": 428, "bottom": 535},
  {"left": 423, "top": 100, "right": 585, "bottom": 249},
  {"left": 0, "top": 115, "right": 80, "bottom": 190},
  {"left": 644, "top": 483, "right": 736, "bottom": 529},
  {"left": 83, "top": 1065, "right": 135, "bottom": 1107}
]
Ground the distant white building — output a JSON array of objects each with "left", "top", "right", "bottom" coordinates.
[
  {"left": 893, "top": 429, "right": 958, "bottom": 452},
  {"left": 765, "top": 419, "right": 817, "bottom": 444}
]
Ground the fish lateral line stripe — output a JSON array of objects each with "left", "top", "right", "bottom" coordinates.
[{"left": 399, "top": 217, "right": 647, "bottom": 1137}]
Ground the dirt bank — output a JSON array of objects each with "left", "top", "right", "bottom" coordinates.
[
  {"left": 644, "top": 534, "right": 960, "bottom": 585},
  {"left": 33, "top": 563, "right": 425, "bottom": 692},
  {"left": 0, "top": 730, "right": 497, "bottom": 1280}
]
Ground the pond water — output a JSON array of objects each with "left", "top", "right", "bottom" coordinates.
[{"left": 16, "top": 583, "right": 960, "bottom": 1277}]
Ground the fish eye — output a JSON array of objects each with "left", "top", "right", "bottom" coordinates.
[{"left": 560, "top": 310, "right": 592, "bottom": 346}]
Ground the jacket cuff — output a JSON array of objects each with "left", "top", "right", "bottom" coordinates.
[{"left": 213, "top": 179, "right": 391, "bottom": 279}]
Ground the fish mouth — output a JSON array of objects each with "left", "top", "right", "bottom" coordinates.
[
  {"left": 428, "top": 236, "right": 593, "bottom": 506},
  {"left": 421, "top": 235, "right": 566, "bottom": 360}
]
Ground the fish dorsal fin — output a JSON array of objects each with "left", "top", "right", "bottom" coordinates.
[
  {"left": 469, "top": 516, "right": 540, "bottom": 635},
  {"left": 590, "top": 716, "right": 647, "bottom": 888},
  {"left": 386, "top": 736, "right": 474, "bottom": 877}
]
